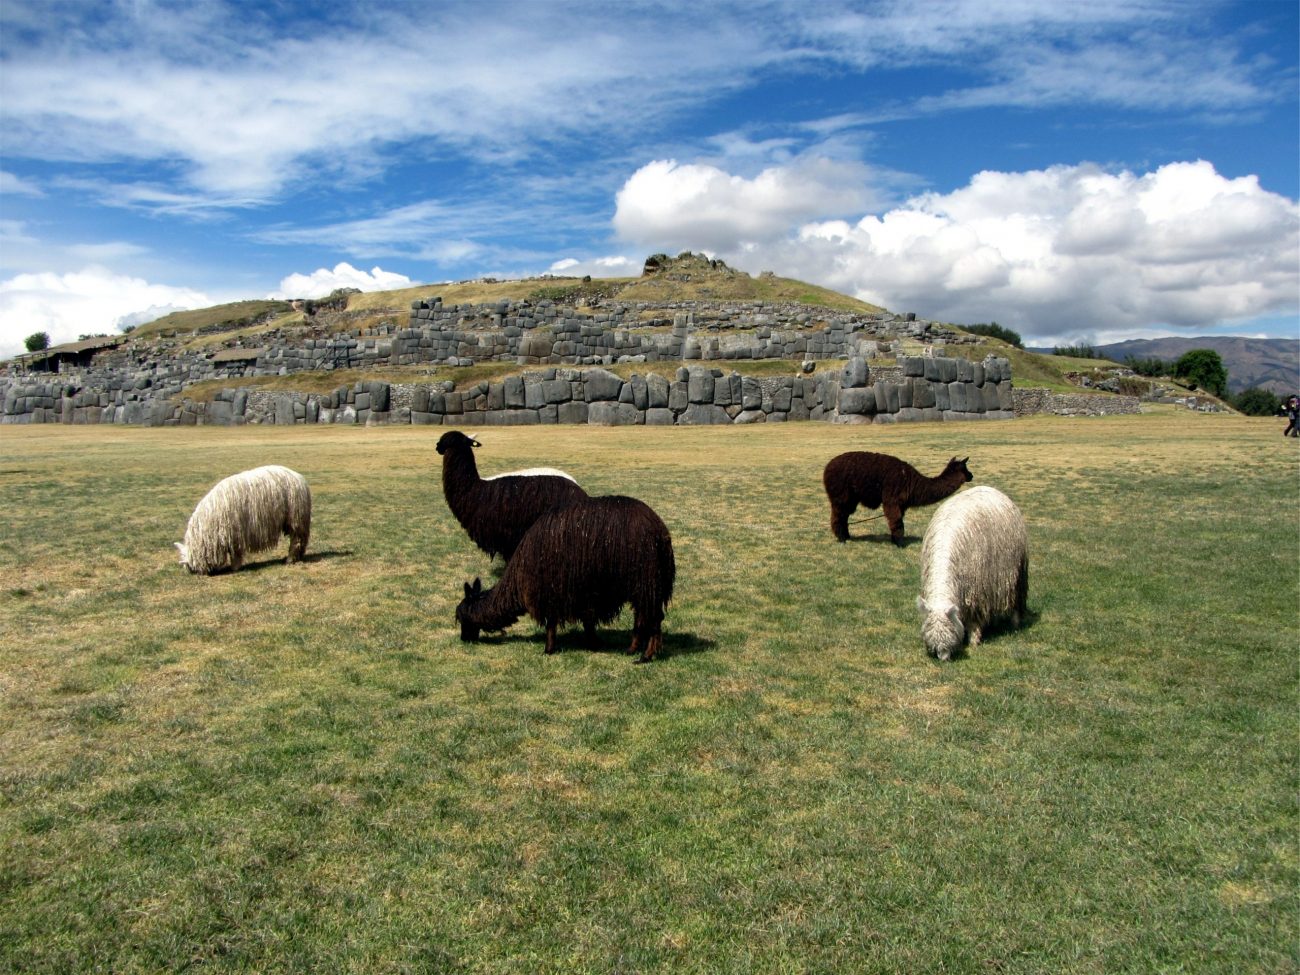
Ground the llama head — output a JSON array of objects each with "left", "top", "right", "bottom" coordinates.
[
  {"left": 947, "top": 456, "right": 973, "bottom": 482},
  {"left": 917, "top": 595, "right": 965, "bottom": 661},
  {"left": 455, "top": 577, "right": 485, "bottom": 641},
  {"left": 174, "top": 541, "right": 195, "bottom": 572},
  {"left": 436, "top": 431, "right": 482, "bottom": 456}
]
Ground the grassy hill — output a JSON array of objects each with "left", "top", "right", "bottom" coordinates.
[
  {"left": 106, "top": 256, "right": 1130, "bottom": 399},
  {"left": 128, "top": 300, "right": 295, "bottom": 341}
]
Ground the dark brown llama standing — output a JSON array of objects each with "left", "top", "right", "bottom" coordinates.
[
  {"left": 455, "top": 495, "right": 676, "bottom": 663},
  {"left": 822, "top": 452, "right": 972, "bottom": 546}
]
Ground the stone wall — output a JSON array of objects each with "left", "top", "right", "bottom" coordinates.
[
  {"left": 2, "top": 297, "right": 973, "bottom": 421},
  {"left": 1011, "top": 388, "right": 1142, "bottom": 417},
  {"left": 2, "top": 355, "right": 1017, "bottom": 427},
  {"left": 401, "top": 297, "right": 961, "bottom": 367}
]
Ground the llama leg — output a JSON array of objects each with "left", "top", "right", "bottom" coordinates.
[
  {"left": 632, "top": 608, "right": 663, "bottom": 663},
  {"left": 544, "top": 622, "right": 559, "bottom": 655},
  {"left": 968, "top": 625, "right": 982, "bottom": 647},
  {"left": 582, "top": 616, "right": 598, "bottom": 649},
  {"left": 830, "top": 499, "right": 854, "bottom": 542},
  {"left": 884, "top": 503, "right": 905, "bottom": 546},
  {"left": 636, "top": 630, "right": 661, "bottom": 664}
]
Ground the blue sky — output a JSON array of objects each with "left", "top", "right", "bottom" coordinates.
[{"left": 1, "top": 0, "right": 1297, "bottom": 358}]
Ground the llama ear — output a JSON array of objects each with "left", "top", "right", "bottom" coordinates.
[
  {"left": 174, "top": 542, "right": 188, "bottom": 564},
  {"left": 463, "top": 580, "right": 473, "bottom": 598},
  {"left": 471, "top": 577, "right": 482, "bottom": 595},
  {"left": 916, "top": 595, "right": 927, "bottom": 613},
  {"left": 947, "top": 605, "right": 962, "bottom": 628}
]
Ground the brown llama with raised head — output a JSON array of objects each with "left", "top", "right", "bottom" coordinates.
[
  {"left": 822, "top": 452, "right": 972, "bottom": 546},
  {"left": 455, "top": 495, "right": 675, "bottom": 663},
  {"left": 436, "top": 430, "right": 588, "bottom": 561}
]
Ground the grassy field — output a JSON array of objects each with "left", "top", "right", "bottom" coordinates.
[{"left": 1, "top": 412, "right": 1295, "bottom": 973}]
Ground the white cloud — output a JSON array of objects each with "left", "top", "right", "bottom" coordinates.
[
  {"left": 66, "top": 241, "right": 151, "bottom": 263},
  {"left": 614, "top": 157, "right": 881, "bottom": 253},
  {"left": 0, "top": 267, "right": 211, "bottom": 358},
  {"left": 547, "top": 256, "right": 643, "bottom": 279},
  {"left": 269, "top": 263, "right": 415, "bottom": 300},
  {"left": 2, "top": 1, "right": 1280, "bottom": 209},
  {"left": 612, "top": 158, "right": 1299, "bottom": 340},
  {"left": 0, "top": 4, "right": 779, "bottom": 203},
  {"left": 0, "top": 170, "right": 43, "bottom": 197}
]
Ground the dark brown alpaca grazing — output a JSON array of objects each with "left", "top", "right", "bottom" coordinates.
[
  {"left": 436, "top": 430, "right": 588, "bottom": 560},
  {"left": 822, "top": 452, "right": 972, "bottom": 546},
  {"left": 455, "top": 495, "right": 676, "bottom": 663}
]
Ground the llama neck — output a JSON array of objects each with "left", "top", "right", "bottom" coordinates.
[
  {"left": 462, "top": 581, "right": 523, "bottom": 632},
  {"left": 442, "top": 448, "right": 481, "bottom": 511},
  {"left": 915, "top": 468, "right": 966, "bottom": 506}
]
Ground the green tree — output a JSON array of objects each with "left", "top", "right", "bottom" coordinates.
[
  {"left": 24, "top": 331, "right": 50, "bottom": 352},
  {"left": 961, "top": 321, "right": 1024, "bottom": 348},
  {"left": 1231, "top": 387, "right": 1282, "bottom": 417},
  {"left": 1124, "top": 355, "right": 1168, "bottom": 377},
  {"left": 1053, "top": 342, "right": 1099, "bottom": 359},
  {"left": 1173, "top": 349, "right": 1228, "bottom": 397}
]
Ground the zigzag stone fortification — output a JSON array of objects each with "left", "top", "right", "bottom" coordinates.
[{"left": 1, "top": 290, "right": 1138, "bottom": 426}]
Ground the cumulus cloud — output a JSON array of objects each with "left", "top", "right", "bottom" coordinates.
[
  {"left": 547, "top": 256, "right": 644, "bottom": 279},
  {"left": 614, "top": 158, "right": 882, "bottom": 253},
  {"left": 269, "top": 263, "right": 415, "bottom": 300},
  {"left": 0, "top": 267, "right": 210, "bottom": 358},
  {"left": 613, "top": 158, "right": 1299, "bottom": 342}
]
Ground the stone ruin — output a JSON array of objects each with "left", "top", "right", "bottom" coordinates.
[{"left": 1, "top": 285, "right": 1143, "bottom": 426}]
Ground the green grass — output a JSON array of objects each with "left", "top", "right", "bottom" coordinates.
[
  {"left": 129, "top": 300, "right": 294, "bottom": 340},
  {"left": 1, "top": 414, "right": 1295, "bottom": 973}
]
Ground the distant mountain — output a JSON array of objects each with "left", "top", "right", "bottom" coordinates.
[{"left": 1033, "top": 336, "right": 1299, "bottom": 395}]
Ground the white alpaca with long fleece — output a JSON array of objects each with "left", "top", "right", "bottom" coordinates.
[
  {"left": 917, "top": 486, "right": 1028, "bottom": 660},
  {"left": 176, "top": 465, "right": 311, "bottom": 574}
]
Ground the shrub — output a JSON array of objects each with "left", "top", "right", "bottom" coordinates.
[
  {"left": 1117, "top": 376, "right": 1153, "bottom": 397},
  {"left": 24, "top": 331, "right": 50, "bottom": 352},
  {"left": 1231, "top": 387, "right": 1283, "bottom": 417},
  {"left": 1173, "top": 349, "right": 1228, "bottom": 398},
  {"left": 960, "top": 322, "right": 1023, "bottom": 348},
  {"left": 1124, "top": 355, "right": 1168, "bottom": 377}
]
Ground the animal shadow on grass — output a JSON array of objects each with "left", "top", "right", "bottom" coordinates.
[
  {"left": 233, "top": 549, "right": 353, "bottom": 573},
  {"left": 474, "top": 629, "right": 715, "bottom": 661},
  {"left": 843, "top": 531, "right": 921, "bottom": 548}
]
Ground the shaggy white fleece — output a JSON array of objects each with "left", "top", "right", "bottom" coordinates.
[
  {"left": 917, "top": 486, "right": 1027, "bottom": 660},
  {"left": 176, "top": 465, "right": 311, "bottom": 574}
]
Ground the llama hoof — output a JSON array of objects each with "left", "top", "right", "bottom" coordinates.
[{"left": 633, "top": 654, "right": 652, "bottom": 664}]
